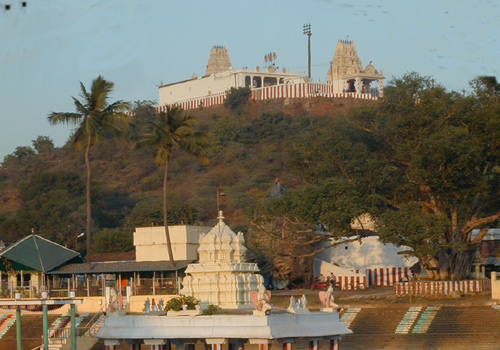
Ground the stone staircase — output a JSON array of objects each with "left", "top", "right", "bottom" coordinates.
[
  {"left": 0, "top": 313, "right": 103, "bottom": 350},
  {"left": 345, "top": 306, "right": 408, "bottom": 335},
  {"left": 0, "top": 314, "right": 59, "bottom": 350},
  {"left": 341, "top": 306, "right": 500, "bottom": 349},
  {"left": 48, "top": 313, "right": 102, "bottom": 350}
]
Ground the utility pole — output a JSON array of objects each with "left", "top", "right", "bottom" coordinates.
[{"left": 303, "top": 23, "right": 312, "bottom": 79}]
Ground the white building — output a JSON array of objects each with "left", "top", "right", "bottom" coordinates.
[
  {"left": 159, "top": 46, "right": 305, "bottom": 108},
  {"left": 314, "top": 236, "right": 418, "bottom": 289},
  {"left": 158, "top": 42, "right": 383, "bottom": 111}
]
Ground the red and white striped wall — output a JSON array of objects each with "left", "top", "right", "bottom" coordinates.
[
  {"left": 156, "top": 82, "right": 378, "bottom": 112},
  {"left": 367, "top": 267, "right": 411, "bottom": 287},
  {"left": 336, "top": 273, "right": 368, "bottom": 290},
  {"left": 250, "top": 83, "right": 377, "bottom": 101},
  {"left": 393, "top": 279, "right": 491, "bottom": 296}
]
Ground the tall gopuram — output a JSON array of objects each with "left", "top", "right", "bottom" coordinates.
[
  {"left": 205, "top": 45, "right": 232, "bottom": 76},
  {"left": 180, "top": 211, "right": 264, "bottom": 308},
  {"left": 327, "top": 39, "right": 384, "bottom": 97}
]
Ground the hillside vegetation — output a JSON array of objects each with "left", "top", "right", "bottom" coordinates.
[{"left": 1, "top": 73, "right": 499, "bottom": 283}]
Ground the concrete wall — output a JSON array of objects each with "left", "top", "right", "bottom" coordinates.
[
  {"left": 492, "top": 272, "right": 500, "bottom": 300},
  {"left": 134, "top": 226, "right": 209, "bottom": 262},
  {"left": 159, "top": 71, "right": 234, "bottom": 105}
]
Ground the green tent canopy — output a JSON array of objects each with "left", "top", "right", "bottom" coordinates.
[{"left": 0, "top": 235, "right": 84, "bottom": 273}]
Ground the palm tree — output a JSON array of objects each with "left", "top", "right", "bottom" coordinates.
[
  {"left": 136, "top": 105, "right": 207, "bottom": 266},
  {"left": 48, "top": 75, "right": 130, "bottom": 266}
]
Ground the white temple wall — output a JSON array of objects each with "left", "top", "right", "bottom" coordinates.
[
  {"left": 315, "top": 236, "right": 417, "bottom": 270},
  {"left": 159, "top": 72, "right": 234, "bottom": 106},
  {"left": 159, "top": 69, "right": 303, "bottom": 107}
]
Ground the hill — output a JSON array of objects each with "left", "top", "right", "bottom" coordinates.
[
  {"left": 0, "top": 96, "right": 376, "bottom": 253},
  {"left": 3, "top": 73, "right": 498, "bottom": 283}
]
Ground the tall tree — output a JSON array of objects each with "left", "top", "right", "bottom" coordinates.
[
  {"left": 32, "top": 136, "right": 54, "bottom": 154},
  {"left": 48, "top": 75, "right": 130, "bottom": 265},
  {"left": 350, "top": 73, "right": 500, "bottom": 279},
  {"left": 249, "top": 177, "right": 372, "bottom": 285},
  {"left": 135, "top": 105, "right": 207, "bottom": 265}
]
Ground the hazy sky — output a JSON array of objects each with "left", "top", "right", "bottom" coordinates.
[{"left": 1, "top": 0, "right": 499, "bottom": 161}]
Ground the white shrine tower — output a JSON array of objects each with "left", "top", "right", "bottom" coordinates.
[{"left": 181, "top": 211, "right": 264, "bottom": 308}]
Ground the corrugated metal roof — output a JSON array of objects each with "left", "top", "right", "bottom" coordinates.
[
  {"left": 90, "top": 251, "right": 135, "bottom": 262},
  {"left": 48, "top": 260, "right": 192, "bottom": 275},
  {"left": 0, "top": 235, "right": 84, "bottom": 272}
]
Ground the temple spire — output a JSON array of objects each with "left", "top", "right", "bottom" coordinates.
[{"left": 217, "top": 210, "right": 224, "bottom": 223}]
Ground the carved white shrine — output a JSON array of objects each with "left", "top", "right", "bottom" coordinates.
[{"left": 181, "top": 211, "right": 264, "bottom": 308}]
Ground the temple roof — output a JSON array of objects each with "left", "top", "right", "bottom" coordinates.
[
  {"left": 197, "top": 211, "right": 247, "bottom": 264},
  {"left": 97, "top": 312, "right": 351, "bottom": 340},
  {"left": 327, "top": 39, "right": 384, "bottom": 82},
  {"left": 48, "top": 260, "right": 191, "bottom": 275},
  {"left": 0, "top": 235, "right": 84, "bottom": 272}
]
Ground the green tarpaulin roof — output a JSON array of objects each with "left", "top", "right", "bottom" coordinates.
[{"left": 0, "top": 235, "right": 84, "bottom": 272}]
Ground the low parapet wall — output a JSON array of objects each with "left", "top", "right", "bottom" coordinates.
[
  {"left": 491, "top": 272, "right": 500, "bottom": 300},
  {"left": 393, "top": 280, "right": 491, "bottom": 296}
]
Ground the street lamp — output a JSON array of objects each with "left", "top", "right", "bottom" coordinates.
[{"left": 303, "top": 23, "right": 312, "bottom": 79}]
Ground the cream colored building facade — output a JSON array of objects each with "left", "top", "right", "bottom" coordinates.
[{"left": 133, "top": 225, "right": 209, "bottom": 262}]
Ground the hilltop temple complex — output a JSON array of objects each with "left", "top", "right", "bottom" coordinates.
[{"left": 158, "top": 39, "right": 384, "bottom": 111}]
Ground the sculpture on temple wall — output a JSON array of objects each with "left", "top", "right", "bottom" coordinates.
[
  {"left": 250, "top": 285, "right": 272, "bottom": 315},
  {"left": 287, "top": 294, "right": 310, "bottom": 314},
  {"left": 319, "top": 285, "right": 339, "bottom": 312}
]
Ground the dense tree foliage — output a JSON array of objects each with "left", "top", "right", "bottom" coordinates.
[
  {"left": 32, "top": 136, "right": 54, "bottom": 154},
  {"left": 354, "top": 73, "right": 500, "bottom": 279},
  {"left": 0, "top": 73, "right": 498, "bottom": 283},
  {"left": 13, "top": 146, "right": 35, "bottom": 163},
  {"left": 224, "top": 87, "right": 251, "bottom": 113},
  {"left": 248, "top": 178, "right": 368, "bottom": 284},
  {"left": 16, "top": 171, "right": 85, "bottom": 236}
]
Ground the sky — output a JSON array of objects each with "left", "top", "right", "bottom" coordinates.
[{"left": 1, "top": 0, "right": 499, "bottom": 162}]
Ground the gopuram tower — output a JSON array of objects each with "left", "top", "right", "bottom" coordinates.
[
  {"left": 327, "top": 39, "right": 384, "bottom": 97},
  {"left": 181, "top": 211, "right": 264, "bottom": 309},
  {"left": 205, "top": 46, "right": 232, "bottom": 76}
]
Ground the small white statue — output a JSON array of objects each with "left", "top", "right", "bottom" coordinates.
[
  {"left": 301, "top": 294, "right": 308, "bottom": 308},
  {"left": 158, "top": 299, "right": 164, "bottom": 311},
  {"left": 251, "top": 285, "right": 272, "bottom": 315},
  {"left": 143, "top": 297, "right": 151, "bottom": 314},
  {"left": 287, "top": 294, "right": 310, "bottom": 314},
  {"left": 319, "top": 285, "right": 338, "bottom": 311}
]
